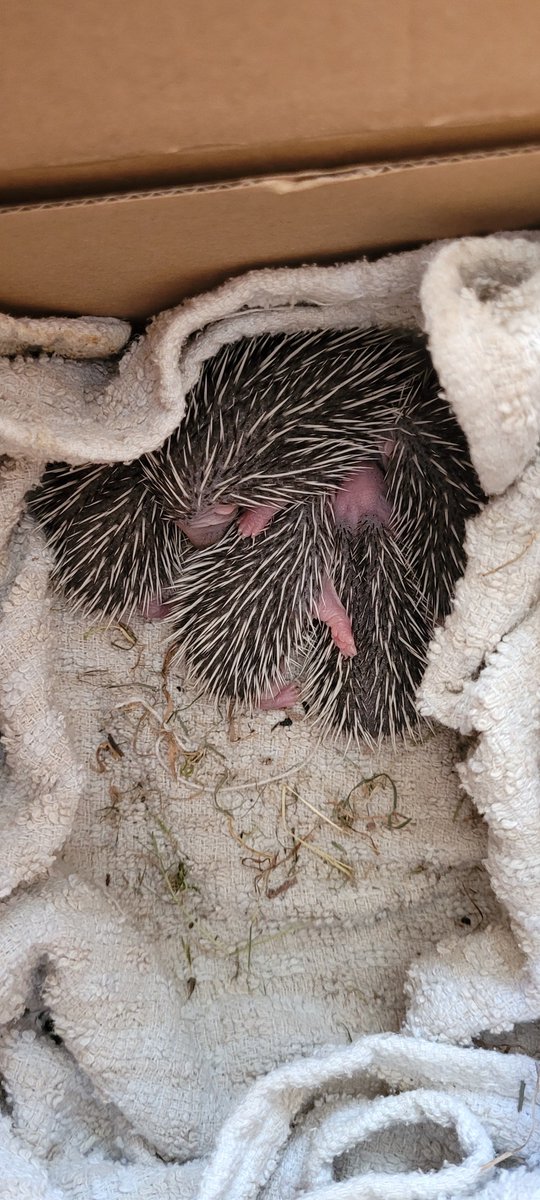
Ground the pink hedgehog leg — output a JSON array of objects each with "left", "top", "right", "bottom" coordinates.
[
  {"left": 317, "top": 463, "right": 391, "bottom": 657},
  {"left": 259, "top": 680, "right": 301, "bottom": 710},
  {"left": 315, "top": 575, "right": 357, "bottom": 658},
  {"left": 238, "top": 503, "right": 282, "bottom": 539}
]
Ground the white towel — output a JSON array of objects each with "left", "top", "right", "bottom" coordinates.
[{"left": 1, "top": 235, "right": 539, "bottom": 1198}]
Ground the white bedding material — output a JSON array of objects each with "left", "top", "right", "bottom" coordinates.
[{"left": 0, "top": 235, "right": 539, "bottom": 1197}]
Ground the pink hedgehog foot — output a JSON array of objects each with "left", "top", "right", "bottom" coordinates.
[
  {"left": 259, "top": 680, "right": 301, "bottom": 710},
  {"left": 177, "top": 502, "right": 239, "bottom": 547},
  {"left": 140, "top": 596, "right": 172, "bottom": 621},
  {"left": 315, "top": 575, "right": 357, "bottom": 658},
  {"left": 238, "top": 503, "right": 282, "bottom": 539}
]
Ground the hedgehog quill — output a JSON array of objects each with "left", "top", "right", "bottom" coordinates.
[
  {"left": 166, "top": 494, "right": 358, "bottom": 710},
  {"left": 28, "top": 325, "right": 484, "bottom": 744},
  {"left": 29, "top": 460, "right": 182, "bottom": 622},
  {"left": 142, "top": 326, "right": 432, "bottom": 546}
]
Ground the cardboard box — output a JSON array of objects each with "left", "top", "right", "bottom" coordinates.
[{"left": 1, "top": 1, "right": 540, "bottom": 317}]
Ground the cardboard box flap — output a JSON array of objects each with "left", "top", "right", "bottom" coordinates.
[
  {"left": 2, "top": 0, "right": 540, "bottom": 199},
  {"left": 1, "top": 146, "right": 539, "bottom": 320}
]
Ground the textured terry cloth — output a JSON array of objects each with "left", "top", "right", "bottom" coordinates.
[{"left": 0, "top": 236, "right": 539, "bottom": 1198}]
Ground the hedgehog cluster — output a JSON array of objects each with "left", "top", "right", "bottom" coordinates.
[{"left": 29, "top": 327, "right": 484, "bottom": 745}]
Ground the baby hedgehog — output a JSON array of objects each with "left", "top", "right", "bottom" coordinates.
[
  {"left": 302, "top": 464, "right": 432, "bottom": 744},
  {"left": 143, "top": 327, "right": 432, "bottom": 547},
  {"left": 302, "top": 377, "right": 484, "bottom": 742},
  {"left": 166, "top": 494, "right": 357, "bottom": 710},
  {"left": 385, "top": 369, "right": 485, "bottom": 621},
  {"left": 28, "top": 459, "right": 182, "bottom": 621}
]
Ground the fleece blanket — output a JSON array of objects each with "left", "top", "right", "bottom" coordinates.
[{"left": 0, "top": 234, "right": 540, "bottom": 1199}]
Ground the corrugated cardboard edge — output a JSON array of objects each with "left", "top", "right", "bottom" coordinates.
[{"left": 2, "top": 142, "right": 540, "bottom": 213}]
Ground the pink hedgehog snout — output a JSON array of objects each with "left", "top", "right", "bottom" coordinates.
[{"left": 332, "top": 463, "right": 391, "bottom": 533}]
